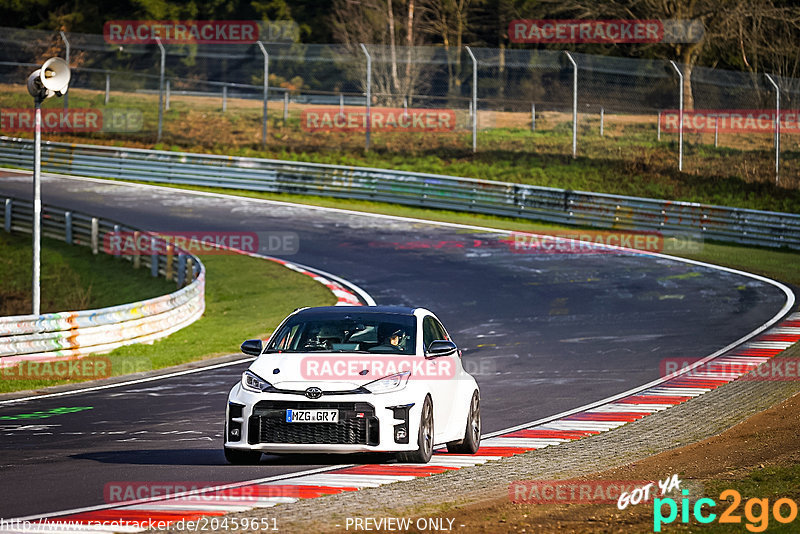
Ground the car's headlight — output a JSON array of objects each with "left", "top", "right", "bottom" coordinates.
[
  {"left": 364, "top": 371, "right": 411, "bottom": 394},
  {"left": 242, "top": 370, "right": 274, "bottom": 393}
]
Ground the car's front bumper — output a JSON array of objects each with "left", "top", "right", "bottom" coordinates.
[{"left": 225, "top": 384, "right": 422, "bottom": 454}]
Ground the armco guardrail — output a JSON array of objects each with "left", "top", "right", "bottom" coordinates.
[
  {"left": 0, "top": 195, "right": 205, "bottom": 365},
  {"left": 1, "top": 136, "right": 799, "bottom": 249}
]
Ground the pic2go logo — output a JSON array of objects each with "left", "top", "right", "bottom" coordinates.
[{"left": 654, "top": 489, "right": 799, "bottom": 532}]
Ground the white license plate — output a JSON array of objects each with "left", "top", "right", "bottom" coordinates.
[{"left": 285, "top": 409, "right": 339, "bottom": 423}]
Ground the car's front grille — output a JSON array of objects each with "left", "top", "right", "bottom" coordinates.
[{"left": 248, "top": 401, "right": 379, "bottom": 446}]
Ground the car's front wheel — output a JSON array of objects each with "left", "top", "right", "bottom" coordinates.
[
  {"left": 224, "top": 447, "right": 263, "bottom": 465},
  {"left": 446, "top": 390, "right": 481, "bottom": 454},
  {"left": 397, "top": 396, "right": 434, "bottom": 463}
]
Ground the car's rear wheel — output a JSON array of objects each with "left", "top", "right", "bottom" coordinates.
[
  {"left": 397, "top": 396, "right": 433, "bottom": 463},
  {"left": 224, "top": 447, "right": 263, "bottom": 465},
  {"left": 446, "top": 390, "right": 481, "bottom": 454}
]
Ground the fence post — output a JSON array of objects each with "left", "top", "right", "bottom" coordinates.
[
  {"left": 765, "top": 74, "right": 780, "bottom": 184},
  {"left": 359, "top": 43, "right": 372, "bottom": 152},
  {"left": 669, "top": 60, "right": 684, "bottom": 172},
  {"left": 657, "top": 110, "right": 661, "bottom": 141},
  {"left": 465, "top": 46, "right": 478, "bottom": 153},
  {"left": 222, "top": 84, "right": 227, "bottom": 112},
  {"left": 60, "top": 31, "right": 70, "bottom": 110},
  {"left": 531, "top": 103, "right": 535, "bottom": 132},
  {"left": 165, "top": 79, "right": 170, "bottom": 111},
  {"left": 64, "top": 211, "right": 72, "bottom": 244},
  {"left": 112, "top": 224, "right": 120, "bottom": 258},
  {"left": 600, "top": 107, "right": 604, "bottom": 137},
  {"left": 283, "top": 91, "right": 289, "bottom": 125},
  {"left": 91, "top": 217, "right": 99, "bottom": 255},
  {"left": 177, "top": 254, "right": 186, "bottom": 287},
  {"left": 339, "top": 92, "right": 344, "bottom": 115},
  {"left": 150, "top": 236, "right": 159, "bottom": 277},
  {"left": 104, "top": 74, "right": 110, "bottom": 105},
  {"left": 186, "top": 257, "right": 194, "bottom": 283},
  {"left": 256, "top": 41, "right": 269, "bottom": 147},
  {"left": 132, "top": 230, "right": 141, "bottom": 268},
  {"left": 4, "top": 198, "right": 11, "bottom": 233},
  {"left": 156, "top": 37, "right": 165, "bottom": 142},
  {"left": 714, "top": 115, "right": 719, "bottom": 147},
  {"left": 563, "top": 51, "right": 578, "bottom": 159},
  {"left": 165, "top": 244, "right": 174, "bottom": 280}
]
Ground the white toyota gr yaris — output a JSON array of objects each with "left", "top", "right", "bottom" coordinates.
[{"left": 224, "top": 306, "right": 481, "bottom": 464}]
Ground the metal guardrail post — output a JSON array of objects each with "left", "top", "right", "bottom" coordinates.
[
  {"left": 186, "top": 257, "right": 194, "bottom": 284},
  {"left": 156, "top": 38, "right": 165, "bottom": 142},
  {"left": 112, "top": 225, "right": 120, "bottom": 258},
  {"left": 132, "top": 230, "right": 141, "bottom": 268},
  {"left": 104, "top": 74, "right": 110, "bottom": 105},
  {"left": 256, "top": 42, "right": 269, "bottom": 147},
  {"left": 91, "top": 217, "right": 99, "bottom": 255},
  {"left": 222, "top": 84, "right": 227, "bottom": 112},
  {"left": 669, "top": 60, "right": 684, "bottom": 172},
  {"left": 563, "top": 51, "right": 578, "bottom": 159},
  {"left": 360, "top": 44, "right": 372, "bottom": 152},
  {"left": 765, "top": 74, "right": 780, "bottom": 184},
  {"left": 4, "top": 199, "right": 10, "bottom": 233},
  {"left": 60, "top": 31, "right": 70, "bottom": 110},
  {"left": 165, "top": 79, "right": 170, "bottom": 111},
  {"left": 283, "top": 91, "right": 289, "bottom": 125},
  {"left": 465, "top": 46, "right": 478, "bottom": 153},
  {"left": 150, "top": 236, "right": 159, "bottom": 277},
  {"left": 65, "top": 211, "right": 72, "bottom": 244},
  {"left": 531, "top": 103, "right": 535, "bottom": 132},
  {"left": 165, "top": 244, "right": 174, "bottom": 280},
  {"left": 177, "top": 254, "right": 186, "bottom": 287}
]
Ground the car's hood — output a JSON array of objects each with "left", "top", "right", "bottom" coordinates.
[{"left": 248, "top": 352, "right": 387, "bottom": 391}]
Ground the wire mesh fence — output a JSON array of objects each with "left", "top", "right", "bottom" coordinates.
[{"left": 0, "top": 25, "right": 797, "bottom": 187}]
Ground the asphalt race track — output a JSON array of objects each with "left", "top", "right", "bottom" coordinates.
[{"left": 0, "top": 170, "right": 792, "bottom": 519}]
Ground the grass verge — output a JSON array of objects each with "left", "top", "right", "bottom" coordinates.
[{"left": 0, "top": 244, "right": 336, "bottom": 394}]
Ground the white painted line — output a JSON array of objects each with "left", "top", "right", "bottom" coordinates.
[
  {"left": 480, "top": 437, "right": 568, "bottom": 448},
  {"left": 537, "top": 421, "right": 629, "bottom": 432}
]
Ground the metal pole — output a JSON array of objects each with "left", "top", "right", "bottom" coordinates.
[
  {"left": 765, "top": 74, "right": 780, "bottom": 184},
  {"left": 256, "top": 42, "right": 269, "bottom": 147},
  {"left": 360, "top": 43, "right": 371, "bottom": 151},
  {"left": 531, "top": 102, "right": 535, "bottom": 132},
  {"left": 104, "top": 73, "right": 110, "bottom": 105},
  {"left": 60, "top": 31, "right": 69, "bottom": 110},
  {"left": 714, "top": 115, "right": 719, "bottom": 147},
  {"left": 564, "top": 51, "right": 577, "bottom": 158},
  {"left": 600, "top": 107, "right": 604, "bottom": 137},
  {"left": 669, "top": 60, "right": 684, "bottom": 172},
  {"left": 222, "top": 84, "right": 227, "bottom": 112},
  {"left": 165, "top": 79, "right": 170, "bottom": 111},
  {"left": 657, "top": 110, "right": 661, "bottom": 141},
  {"left": 339, "top": 92, "right": 344, "bottom": 115},
  {"left": 156, "top": 38, "right": 165, "bottom": 142},
  {"left": 283, "top": 90, "right": 289, "bottom": 125},
  {"left": 32, "top": 98, "right": 42, "bottom": 316},
  {"left": 465, "top": 46, "right": 478, "bottom": 153}
]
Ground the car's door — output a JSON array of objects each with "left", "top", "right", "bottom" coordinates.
[{"left": 422, "top": 315, "right": 458, "bottom": 438}]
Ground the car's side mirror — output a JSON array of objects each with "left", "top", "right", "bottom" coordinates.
[
  {"left": 426, "top": 339, "right": 457, "bottom": 358},
  {"left": 240, "top": 339, "right": 263, "bottom": 356}
]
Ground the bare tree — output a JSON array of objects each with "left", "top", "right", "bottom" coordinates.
[{"left": 417, "top": 0, "right": 473, "bottom": 95}]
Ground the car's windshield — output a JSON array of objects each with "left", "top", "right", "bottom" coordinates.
[{"left": 266, "top": 313, "right": 417, "bottom": 355}]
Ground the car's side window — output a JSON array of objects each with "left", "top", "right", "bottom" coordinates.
[
  {"left": 432, "top": 318, "right": 449, "bottom": 342},
  {"left": 422, "top": 316, "right": 437, "bottom": 350}
]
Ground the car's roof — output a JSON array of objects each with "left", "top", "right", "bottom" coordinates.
[{"left": 292, "top": 306, "right": 418, "bottom": 317}]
